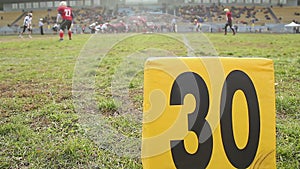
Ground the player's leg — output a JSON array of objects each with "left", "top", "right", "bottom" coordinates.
[
  {"left": 59, "top": 27, "right": 64, "bottom": 40},
  {"left": 59, "top": 20, "right": 67, "bottom": 41},
  {"left": 229, "top": 22, "right": 235, "bottom": 35},
  {"left": 19, "top": 26, "right": 27, "bottom": 38},
  {"left": 67, "top": 21, "right": 72, "bottom": 40},
  {"left": 28, "top": 27, "right": 32, "bottom": 38},
  {"left": 59, "top": 29, "right": 64, "bottom": 40},
  {"left": 231, "top": 27, "right": 236, "bottom": 35},
  {"left": 68, "top": 29, "right": 72, "bottom": 40},
  {"left": 224, "top": 23, "right": 229, "bottom": 35}
]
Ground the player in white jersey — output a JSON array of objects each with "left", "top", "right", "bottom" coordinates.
[{"left": 19, "top": 12, "right": 33, "bottom": 38}]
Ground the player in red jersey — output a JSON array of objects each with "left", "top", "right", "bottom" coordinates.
[
  {"left": 56, "top": 1, "right": 73, "bottom": 41},
  {"left": 224, "top": 8, "right": 236, "bottom": 35}
]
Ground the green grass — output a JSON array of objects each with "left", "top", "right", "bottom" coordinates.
[
  {"left": 0, "top": 33, "right": 299, "bottom": 168},
  {"left": 208, "top": 33, "right": 300, "bottom": 168}
]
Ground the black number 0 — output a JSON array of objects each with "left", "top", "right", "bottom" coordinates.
[
  {"left": 170, "top": 70, "right": 260, "bottom": 168},
  {"left": 220, "top": 70, "right": 260, "bottom": 168}
]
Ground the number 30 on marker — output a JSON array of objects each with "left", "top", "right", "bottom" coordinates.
[{"left": 142, "top": 57, "right": 276, "bottom": 169}]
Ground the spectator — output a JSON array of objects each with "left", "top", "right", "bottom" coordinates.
[
  {"left": 39, "top": 18, "right": 44, "bottom": 35},
  {"left": 82, "top": 25, "right": 86, "bottom": 34},
  {"left": 171, "top": 18, "right": 177, "bottom": 32}
]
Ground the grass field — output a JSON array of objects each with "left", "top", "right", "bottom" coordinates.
[{"left": 0, "top": 33, "right": 299, "bottom": 168}]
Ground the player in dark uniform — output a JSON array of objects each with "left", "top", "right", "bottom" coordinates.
[
  {"left": 224, "top": 8, "right": 236, "bottom": 35},
  {"left": 56, "top": 1, "right": 74, "bottom": 41}
]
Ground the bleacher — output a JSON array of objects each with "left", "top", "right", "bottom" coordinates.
[
  {"left": 1, "top": 5, "right": 299, "bottom": 32},
  {"left": 271, "top": 6, "right": 300, "bottom": 23},
  {"left": 74, "top": 7, "right": 105, "bottom": 24},
  {"left": 0, "top": 11, "right": 23, "bottom": 27},
  {"left": 178, "top": 5, "right": 209, "bottom": 22},
  {"left": 209, "top": 6, "right": 275, "bottom": 25},
  {"left": 250, "top": 6, "right": 275, "bottom": 25},
  {"left": 0, "top": 7, "right": 106, "bottom": 28},
  {"left": 0, "top": 10, "right": 58, "bottom": 27}
]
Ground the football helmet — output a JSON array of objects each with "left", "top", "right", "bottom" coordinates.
[{"left": 59, "top": 1, "right": 67, "bottom": 7}]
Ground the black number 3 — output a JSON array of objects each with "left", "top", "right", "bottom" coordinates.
[{"left": 170, "top": 72, "right": 213, "bottom": 169}]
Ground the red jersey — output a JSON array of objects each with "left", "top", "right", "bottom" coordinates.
[
  {"left": 57, "top": 6, "right": 73, "bottom": 21},
  {"left": 226, "top": 11, "right": 232, "bottom": 21}
]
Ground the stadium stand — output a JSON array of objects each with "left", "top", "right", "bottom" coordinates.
[
  {"left": 0, "top": 10, "right": 57, "bottom": 27},
  {"left": 0, "top": 7, "right": 106, "bottom": 27},
  {"left": 74, "top": 7, "right": 105, "bottom": 24},
  {"left": 178, "top": 5, "right": 209, "bottom": 22},
  {"left": 0, "top": 1, "right": 299, "bottom": 34},
  {"left": 0, "top": 11, "right": 23, "bottom": 27},
  {"left": 271, "top": 6, "right": 300, "bottom": 23},
  {"left": 201, "top": 5, "right": 276, "bottom": 25}
]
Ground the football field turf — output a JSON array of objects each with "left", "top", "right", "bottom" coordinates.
[{"left": 0, "top": 33, "right": 299, "bottom": 168}]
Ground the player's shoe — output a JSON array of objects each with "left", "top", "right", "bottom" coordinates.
[
  {"left": 28, "top": 35, "right": 32, "bottom": 38},
  {"left": 19, "top": 34, "right": 23, "bottom": 38},
  {"left": 59, "top": 38, "right": 64, "bottom": 41}
]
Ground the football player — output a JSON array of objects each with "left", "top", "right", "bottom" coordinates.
[
  {"left": 224, "top": 8, "right": 236, "bottom": 35},
  {"left": 19, "top": 12, "right": 33, "bottom": 38},
  {"left": 56, "top": 1, "right": 74, "bottom": 41}
]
